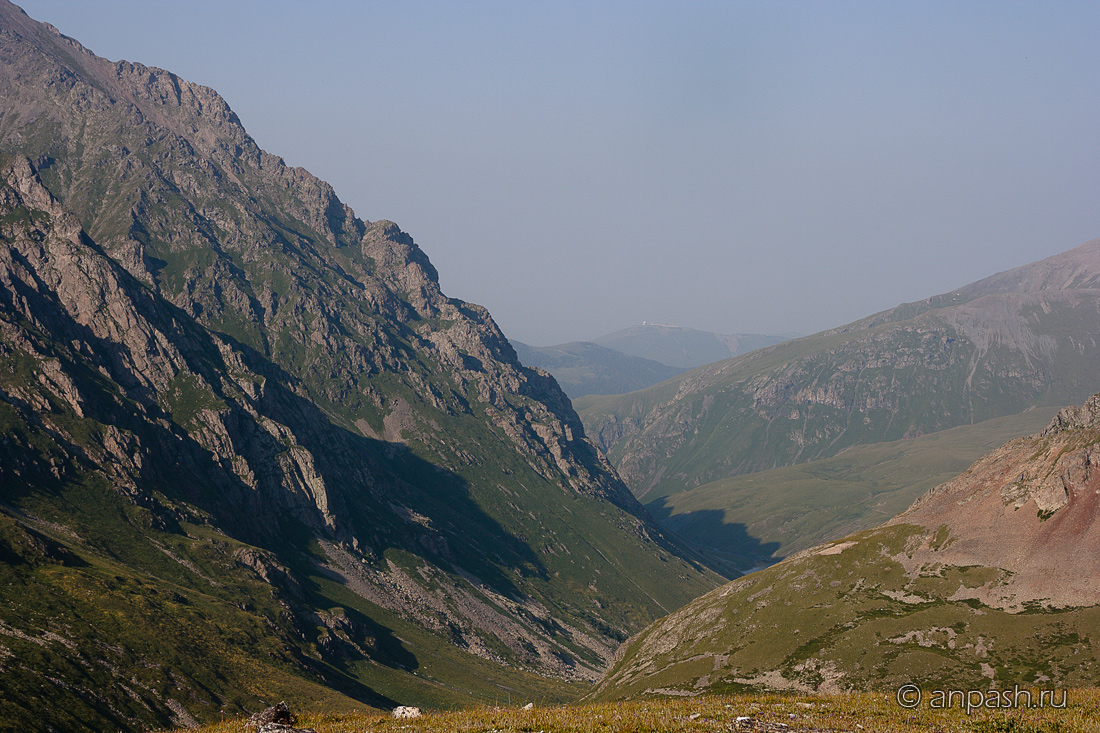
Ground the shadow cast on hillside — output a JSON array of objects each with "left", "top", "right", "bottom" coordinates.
[
  {"left": 216, "top": 332, "right": 549, "bottom": 593},
  {"left": 648, "top": 500, "right": 783, "bottom": 574},
  {"left": 1, "top": 229, "right": 549, "bottom": 701}
]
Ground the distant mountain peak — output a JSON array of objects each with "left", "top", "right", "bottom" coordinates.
[{"left": 590, "top": 324, "right": 794, "bottom": 370}]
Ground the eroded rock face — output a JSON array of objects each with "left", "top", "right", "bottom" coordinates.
[
  {"left": 0, "top": 1, "right": 723, "bottom": 728},
  {"left": 895, "top": 395, "right": 1100, "bottom": 610},
  {"left": 0, "top": 156, "right": 346, "bottom": 533}
]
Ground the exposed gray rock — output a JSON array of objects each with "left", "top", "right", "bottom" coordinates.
[
  {"left": 1041, "top": 391, "right": 1100, "bottom": 436},
  {"left": 245, "top": 702, "right": 294, "bottom": 729},
  {"left": 391, "top": 705, "right": 422, "bottom": 719}
]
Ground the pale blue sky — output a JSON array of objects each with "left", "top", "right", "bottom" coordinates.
[{"left": 16, "top": 0, "right": 1100, "bottom": 345}]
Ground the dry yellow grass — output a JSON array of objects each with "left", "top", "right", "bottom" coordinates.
[{"left": 185, "top": 688, "right": 1100, "bottom": 733}]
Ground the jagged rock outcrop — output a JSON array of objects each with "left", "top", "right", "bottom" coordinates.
[
  {"left": 0, "top": 3, "right": 723, "bottom": 730},
  {"left": 245, "top": 702, "right": 296, "bottom": 729},
  {"left": 245, "top": 702, "right": 318, "bottom": 733}
]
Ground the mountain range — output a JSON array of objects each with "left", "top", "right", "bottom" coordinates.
[
  {"left": 512, "top": 326, "right": 795, "bottom": 399},
  {"left": 590, "top": 325, "right": 797, "bottom": 371},
  {"left": 0, "top": 3, "right": 723, "bottom": 729},
  {"left": 509, "top": 339, "right": 685, "bottom": 399},
  {"left": 578, "top": 240, "right": 1100, "bottom": 565}
]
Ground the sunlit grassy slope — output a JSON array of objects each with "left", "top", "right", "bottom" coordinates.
[{"left": 650, "top": 407, "right": 1060, "bottom": 565}]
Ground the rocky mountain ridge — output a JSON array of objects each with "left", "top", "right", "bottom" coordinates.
[
  {"left": 888, "top": 392, "right": 1100, "bottom": 610},
  {"left": 581, "top": 238, "right": 1100, "bottom": 502},
  {"left": 0, "top": 2, "right": 722, "bottom": 729}
]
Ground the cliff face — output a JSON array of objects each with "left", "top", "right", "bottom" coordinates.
[
  {"left": 595, "top": 392, "right": 1100, "bottom": 700},
  {"left": 0, "top": 3, "right": 720, "bottom": 729},
  {"left": 582, "top": 238, "right": 1100, "bottom": 501}
]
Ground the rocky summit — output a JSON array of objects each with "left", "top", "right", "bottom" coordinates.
[
  {"left": 0, "top": 2, "right": 722, "bottom": 730},
  {"left": 594, "top": 391, "right": 1100, "bottom": 699}
]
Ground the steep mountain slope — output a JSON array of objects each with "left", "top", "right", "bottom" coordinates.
[
  {"left": 582, "top": 239, "right": 1100, "bottom": 501},
  {"left": 591, "top": 324, "right": 795, "bottom": 370},
  {"left": 596, "top": 393, "right": 1100, "bottom": 699},
  {"left": 0, "top": 3, "right": 721, "bottom": 729},
  {"left": 510, "top": 339, "right": 685, "bottom": 398}
]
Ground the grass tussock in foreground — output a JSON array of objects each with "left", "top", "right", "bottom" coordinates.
[{"left": 182, "top": 689, "right": 1100, "bottom": 733}]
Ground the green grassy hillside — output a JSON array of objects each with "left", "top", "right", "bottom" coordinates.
[
  {"left": 598, "top": 524, "right": 1100, "bottom": 700},
  {"left": 596, "top": 395, "right": 1100, "bottom": 700},
  {"left": 650, "top": 407, "right": 1060, "bottom": 566},
  {"left": 0, "top": 488, "right": 583, "bottom": 731}
]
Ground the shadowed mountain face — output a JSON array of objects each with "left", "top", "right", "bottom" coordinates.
[
  {"left": 0, "top": 3, "right": 722, "bottom": 729},
  {"left": 595, "top": 393, "right": 1100, "bottom": 699},
  {"left": 581, "top": 238, "right": 1100, "bottom": 502}
]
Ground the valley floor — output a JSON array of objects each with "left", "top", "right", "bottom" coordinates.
[{"left": 181, "top": 689, "right": 1100, "bottom": 732}]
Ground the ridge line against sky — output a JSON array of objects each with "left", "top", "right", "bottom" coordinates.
[{"left": 14, "top": 0, "right": 1100, "bottom": 345}]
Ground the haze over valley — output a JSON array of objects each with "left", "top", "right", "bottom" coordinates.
[{"left": 2, "top": 2, "right": 1100, "bottom": 731}]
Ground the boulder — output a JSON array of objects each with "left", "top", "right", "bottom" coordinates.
[{"left": 246, "top": 702, "right": 295, "bottom": 728}]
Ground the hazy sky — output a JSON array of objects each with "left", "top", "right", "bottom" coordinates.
[{"left": 16, "top": 1, "right": 1100, "bottom": 345}]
